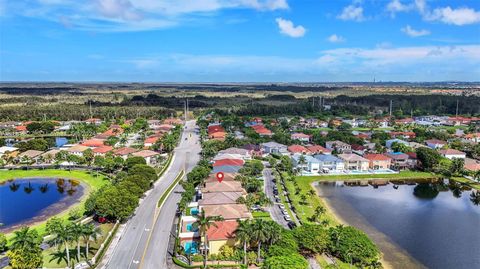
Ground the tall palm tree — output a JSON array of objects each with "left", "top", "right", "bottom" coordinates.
[
  {"left": 251, "top": 219, "right": 269, "bottom": 263},
  {"left": 298, "top": 155, "right": 307, "bottom": 176},
  {"left": 265, "top": 222, "right": 282, "bottom": 246},
  {"left": 71, "top": 222, "right": 84, "bottom": 261},
  {"left": 82, "top": 223, "right": 102, "bottom": 260},
  {"left": 51, "top": 223, "right": 74, "bottom": 267},
  {"left": 234, "top": 219, "right": 252, "bottom": 265},
  {"left": 192, "top": 209, "right": 223, "bottom": 269}
]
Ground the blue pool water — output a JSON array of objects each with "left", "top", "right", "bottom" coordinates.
[
  {"left": 190, "top": 208, "right": 199, "bottom": 215},
  {"left": 184, "top": 241, "right": 198, "bottom": 254},
  {"left": 55, "top": 137, "right": 68, "bottom": 147}
]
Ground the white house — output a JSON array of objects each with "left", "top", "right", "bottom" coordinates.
[
  {"left": 314, "top": 154, "right": 345, "bottom": 172},
  {"left": 425, "top": 139, "right": 447, "bottom": 150},
  {"left": 438, "top": 149, "right": 466, "bottom": 160},
  {"left": 261, "top": 142, "right": 288, "bottom": 155},
  {"left": 325, "top": 141, "right": 351, "bottom": 153},
  {"left": 292, "top": 154, "right": 321, "bottom": 173}
]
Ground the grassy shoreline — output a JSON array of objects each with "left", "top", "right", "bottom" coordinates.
[{"left": 0, "top": 169, "right": 111, "bottom": 236}]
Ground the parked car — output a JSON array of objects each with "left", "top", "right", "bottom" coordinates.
[{"left": 287, "top": 221, "right": 296, "bottom": 229}]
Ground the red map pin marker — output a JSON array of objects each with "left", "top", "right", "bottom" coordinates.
[{"left": 216, "top": 172, "right": 224, "bottom": 183}]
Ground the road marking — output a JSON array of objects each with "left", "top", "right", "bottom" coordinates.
[{"left": 127, "top": 223, "right": 146, "bottom": 269}]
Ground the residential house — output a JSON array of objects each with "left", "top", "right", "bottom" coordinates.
[
  {"left": 425, "top": 139, "right": 447, "bottom": 149},
  {"left": 201, "top": 204, "right": 252, "bottom": 221},
  {"left": 364, "top": 154, "right": 392, "bottom": 170},
  {"left": 205, "top": 221, "right": 239, "bottom": 255},
  {"left": 144, "top": 136, "right": 161, "bottom": 148},
  {"left": 313, "top": 154, "right": 345, "bottom": 172},
  {"left": 385, "top": 152, "right": 410, "bottom": 170},
  {"left": 205, "top": 172, "right": 237, "bottom": 183},
  {"left": 287, "top": 145, "right": 310, "bottom": 155},
  {"left": 0, "top": 146, "right": 18, "bottom": 158},
  {"left": 212, "top": 165, "right": 242, "bottom": 174},
  {"left": 338, "top": 154, "right": 369, "bottom": 171},
  {"left": 394, "top": 118, "right": 414, "bottom": 125},
  {"left": 252, "top": 125, "right": 273, "bottom": 137},
  {"left": 201, "top": 181, "right": 246, "bottom": 194},
  {"left": 80, "top": 139, "right": 105, "bottom": 148},
  {"left": 213, "top": 159, "right": 245, "bottom": 167},
  {"left": 41, "top": 149, "right": 60, "bottom": 163},
  {"left": 93, "top": 146, "right": 113, "bottom": 156},
  {"left": 67, "top": 145, "right": 90, "bottom": 156},
  {"left": 325, "top": 141, "right": 351, "bottom": 153},
  {"left": 84, "top": 118, "right": 102, "bottom": 125},
  {"left": 405, "top": 152, "right": 419, "bottom": 168},
  {"left": 464, "top": 158, "right": 480, "bottom": 172},
  {"left": 178, "top": 216, "right": 200, "bottom": 255},
  {"left": 218, "top": 148, "right": 251, "bottom": 160},
  {"left": 18, "top": 150, "right": 44, "bottom": 164},
  {"left": 261, "top": 142, "right": 288, "bottom": 155},
  {"left": 242, "top": 144, "right": 263, "bottom": 156},
  {"left": 438, "top": 149, "right": 466, "bottom": 160},
  {"left": 385, "top": 138, "right": 409, "bottom": 149},
  {"left": 291, "top": 133, "right": 311, "bottom": 142},
  {"left": 112, "top": 147, "right": 138, "bottom": 159},
  {"left": 389, "top": 131, "right": 416, "bottom": 139},
  {"left": 463, "top": 133, "right": 480, "bottom": 143},
  {"left": 292, "top": 154, "right": 321, "bottom": 173},
  {"left": 132, "top": 150, "right": 160, "bottom": 165},
  {"left": 198, "top": 192, "right": 243, "bottom": 206},
  {"left": 351, "top": 144, "right": 367, "bottom": 155},
  {"left": 408, "top": 142, "right": 427, "bottom": 149},
  {"left": 163, "top": 118, "right": 183, "bottom": 125},
  {"left": 306, "top": 145, "right": 331, "bottom": 155}
]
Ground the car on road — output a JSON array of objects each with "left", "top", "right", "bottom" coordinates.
[
  {"left": 287, "top": 221, "right": 297, "bottom": 229},
  {"left": 278, "top": 204, "right": 285, "bottom": 209},
  {"left": 284, "top": 215, "right": 291, "bottom": 221}
]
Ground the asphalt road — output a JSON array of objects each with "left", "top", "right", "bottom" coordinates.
[
  {"left": 263, "top": 167, "right": 289, "bottom": 229},
  {"left": 103, "top": 120, "right": 201, "bottom": 269}
]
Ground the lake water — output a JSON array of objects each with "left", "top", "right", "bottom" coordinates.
[
  {"left": 316, "top": 180, "right": 480, "bottom": 269},
  {"left": 0, "top": 178, "right": 84, "bottom": 232}
]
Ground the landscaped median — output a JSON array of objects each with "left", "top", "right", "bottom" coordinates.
[
  {"left": 0, "top": 169, "right": 111, "bottom": 236},
  {"left": 158, "top": 170, "right": 185, "bottom": 208}
]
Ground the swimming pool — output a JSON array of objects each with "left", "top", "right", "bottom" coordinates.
[{"left": 184, "top": 241, "right": 198, "bottom": 254}]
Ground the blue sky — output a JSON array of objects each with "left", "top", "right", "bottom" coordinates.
[{"left": 0, "top": 0, "right": 479, "bottom": 82}]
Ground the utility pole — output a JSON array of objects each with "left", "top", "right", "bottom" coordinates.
[
  {"left": 456, "top": 100, "right": 459, "bottom": 118},
  {"left": 389, "top": 100, "right": 393, "bottom": 117}
]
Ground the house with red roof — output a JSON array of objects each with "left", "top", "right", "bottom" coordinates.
[
  {"left": 463, "top": 133, "right": 480, "bottom": 143},
  {"left": 205, "top": 221, "right": 239, "bottom": 255},
  {"left": 306, "top": 145, "right": 331, "bottom": 155},
  {"left": 291, "top": 133, "right": 312, "bottom": 142},
  {"left": 251, "top": 125, "right": 272, "bottom": 136},
  {"left": 213, "top": 159, "right": 245, "bottom": 167},
  {"left": 394, "top": 118, "right": 414, "bottom": 125},
  {"left": 81, "top": 139, "right": 105, "bottom": 148},
  {"left": 144, "top": 136, "right": 161, "bottom": 148},
  {"left": 389, "top": 132, "right": 416, "bottom": 139},
  {"left": 112, "top": 147, "right": 138, "bottom": 159},
  {"left": 287, "top": 145, "right": 310, "bottom": 154},
  {"left": 93, "top": 146, "right": 113, "bottom": 156},
  {"left": 438, "top": 149, "right": 466, "bottom": 160},
  {"left": 364, "top": 154, "right": 392, "bottom": 170}
]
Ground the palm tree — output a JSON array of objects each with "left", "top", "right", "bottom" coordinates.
[
  {"left": 298, "top": 155, "right": 307, "bottom": 176},
  {"left": 192, "top": 209, "right": 223, "bottom": 269},
  {"left": 82, "top": 223, "right": 102, "bottom": 260},
  {"left": 474, "top": 170, "right": 480, "bottom": 182},
  {"left": 71, "top": 222, "right": 84, "bottom": 261},
  {"left": 234, "top": 219, "right": 252, "bottom": 265},
  {"left": 265, "top": 222, "right": 282, "bottom": 246},
  {"left": 51, "top": 222, "right": 74, "bottom": 267},
  {"left": 251, "top": 219, "right": 269, "bottom": 263},
  {"left": 10, "top": 227, "right": 40, "bottom": 250}
]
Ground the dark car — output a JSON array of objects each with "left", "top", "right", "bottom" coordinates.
[{"left": 287, "top": 221, "right": 297, "bottom": 229}]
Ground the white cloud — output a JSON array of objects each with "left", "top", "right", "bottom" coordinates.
[
  {"left": 275, "top": 17, "right": 306, "bottom": 38},
  {"left": 428, "top": 6, "right": 480, "bottom": 26},
  {"left": 3, "top": 0, "right": 289, "bottom": 32},
  {"left": 401, "top": 25, "right": 430, "bottom": 37},
  {"left": 386, "top": 0, "right": 410, "bottom": 16},
  {"left": 337, "top": 4, "right": 364, "bottom": 22},
  {"left": 385, "top": 0, "right": 480, "bottom": 26},
  {"left": 327, "top": 34, "right": 345, "bottom": 43}
]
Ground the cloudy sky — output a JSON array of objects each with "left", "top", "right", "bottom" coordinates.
[{"left": 0, "top": 0, "right": 479, "bottom": 82}]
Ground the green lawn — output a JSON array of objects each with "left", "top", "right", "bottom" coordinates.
[
  {"left": 252, "top": 211, "right": 271, "bottom": 221},
  {"left": 42, "top": 223, "right": 114, "bottom": 268},
  {"left": 0, "top": 169, "right": 111, "bottom": 236},
  {"left": 452, "top": 176, "right": 480, "bottom": 191}
]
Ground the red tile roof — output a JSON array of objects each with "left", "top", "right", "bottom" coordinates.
[
  {"left": 206, "top": 221, "right": 238, "bottom": 241},
  {"left": 81, "top": 139, "right": 105, "bottom": 147},
  {"left": 213, "top": 159, "right": 245, "bottom": 167},
  {"left": 93, "top": 146, "right": 113, "bottom": 154},
  {"left": 208, "top": 125, "right": 225, "bottom": 134},
  {"left": 306, "top": 145, "right": 331, "bottom": 154},
  {"left": 112, "top": 147, "right": 138, "bottom": 156},
  {"left": 364, "top": 154, "right": 391, "bottom": 161},
  {"left": 144, "top": 136, "right": 160, "bottom": 144},
  {"left": 287, "top": 145, "right": 309, "bottom": 153}
]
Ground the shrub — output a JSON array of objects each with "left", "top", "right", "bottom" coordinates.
[
  {"left": 263, "top": 253, "right": 308, "bottom": 269},
  {"left": 0, "top": 233, "right": 7, "bottom": 252}
]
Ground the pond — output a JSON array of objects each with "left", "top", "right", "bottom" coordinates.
[
  {"left": 316, "top": 179, "right": 480, "bottom": 269},
  {"left": 0, "top": 178, "right": 85, "bottom": 233}
]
